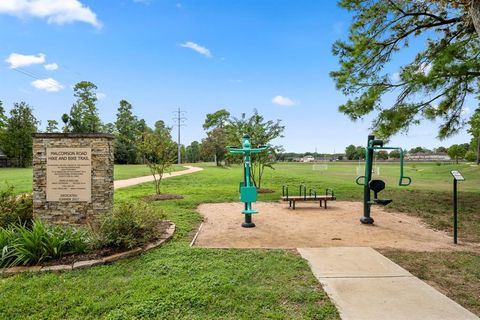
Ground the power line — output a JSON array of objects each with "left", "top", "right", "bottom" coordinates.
[
  {"left": 10, "top": 67, "right": 65, "bottom": 90},
  {"left": 172, "top": 108, "right": 187, "bottom": 164}
]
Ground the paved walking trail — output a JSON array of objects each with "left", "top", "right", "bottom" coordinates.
[
  {"left": 114, "top": 165, "right": 203, "bottom": 189},
  {"left": 298, "top": 247, "right": 478, "bottom": 320}
]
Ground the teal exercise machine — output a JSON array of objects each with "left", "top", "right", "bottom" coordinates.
[
  {"left": 227, "top": 135, "right": 268, "bottom": 228},
  {"left": 355, "top": 135, "right": 411, "bottom": 224}
]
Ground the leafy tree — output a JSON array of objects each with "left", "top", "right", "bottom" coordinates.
[
  {"left": 202, "top": 109, "right": 231, "bottom": 166},
  {"left": 61, "top": 113, "right": 70, "bottom": 133},
  {"left": 203, "top": 109, "right": 231, "bottom": 130},
  {"left": 345, "top": 144, "right": 357, "bottom": 160},
  {"left": 226, "top": 110, "right": 284, "bottom": 188},
  {"left": 46, "top": 120, "right": 59, "bottom": 133},
  {"left": 0, "top": 100, "right": 7, "bottom": 131},
  {"left": 331, "top": 1, "right": 480, "bottom": 139},
  {"left": 65, "top": 81, "right": 103, "bottom": 133},
  {"left": 103, "top": 123, "right": 116, "bottom": 135},
  {"left": 376, "top": 150, "right": 389, "bottom": 160},
  {"left": 465, "top": 150, "right": 477, "bottom": 162},
  {"left": 139, "top": 121, "right": 177, "bottom": 194},
  {"left": 468, "top": 107, "right": 480, "bottom": 164},
  {"left": 435, "top": 146, "right": 448, "bottom": 153},
  {"left": 0, "top": 102, "right": 38, "bottom": 167},
  {"left": 409, "top": 147, "right": 427, "bottom": 154},
  {"left": 389, "top": 150, "right": 401, "bottom": 159},
  {"left": 448, "top": 144, "right": 466, "bottom": 164},
  {"left": 355, "top": 146, "right": 366, "bottom": 160},
  {"left": 114, "top": 100, "right": 140, "bottom": 164},
  {"left": 201, "top": 127, "right": 228, "bottom": 166},
  {"left": 186, "top": 141, "right": 201, "bottom": 163}
]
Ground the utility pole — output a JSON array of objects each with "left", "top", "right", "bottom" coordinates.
[{"left": 173, "top": 108, "right": 187, "bottom": 164}]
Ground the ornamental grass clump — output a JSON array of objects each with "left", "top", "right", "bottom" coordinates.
[
  {"left": 0, "top": 220, "right": 90, "bottom": 268},
  {"left": 92, "top": 202, "right": 165, "bottom": 250},
  {"left": 0, "top": 186, "right": 33, "bottom": 228}
]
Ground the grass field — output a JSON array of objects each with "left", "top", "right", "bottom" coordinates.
[
  {"left": 0, "top": 161, "right": 478, "bottom": 318},
  {"left": 0, "top": 164, "right": 186, "bottom": 194}
]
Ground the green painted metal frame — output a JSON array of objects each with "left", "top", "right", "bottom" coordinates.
[
  {"left": 355, "top": 135, "right": 411, "bottom": 224},
  {"left": 227, "top": 135, "right": 268, "bottom": 228}
]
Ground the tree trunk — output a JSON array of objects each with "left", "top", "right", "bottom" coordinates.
[
  {"left": 477, "top": 135, "right": 480, "bottom": 165},
  {"left": 470, "top": 0, "right": 480, "bottom": 37}
]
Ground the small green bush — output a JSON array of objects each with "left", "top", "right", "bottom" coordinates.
[
  {"left": 0, "top": 220, "right": 90, "bottom": 267},
  {"left": 92, "top": 202, "right": 165, "bottom": 250},
  {"left": 0, "top": 186, "right": 33, "bottom": 228},
  {"left": 465, "top": 150, "right": 477, "bottom": 162}
]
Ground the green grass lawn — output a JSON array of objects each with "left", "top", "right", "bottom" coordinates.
[
  {"left": 0, "top": 164, "right": 340, "bottom": 319},
  {"left": 1, "top": 161, "right": 479, "bottom": 318},
  {"left": 0, "top": 164, "right": 187, "bottom": 194}
]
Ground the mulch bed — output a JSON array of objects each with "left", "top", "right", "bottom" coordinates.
[
  {"left": 143, "top": 194, "right": 184, "bottom": 201},
  {"left": 41, "top": 220, "right": 171, "bottom": 267}
]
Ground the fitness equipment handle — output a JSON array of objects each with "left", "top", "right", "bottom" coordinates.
[
  {"left": 399, "top": 176, "right": 412, "bottom": 186},
  {"left": 356, "top": 176, "right": 366, "bottom": 185}
]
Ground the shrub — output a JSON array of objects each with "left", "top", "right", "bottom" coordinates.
[
  {"left": 465, "top": 150, "right": 477, "bottom": 162},
  {"left": 0, "top": 220, "right": 90, "bottom": 267},
  {"left": 0, "top": 186, "right": 33, "bottom": 228},
  {"left": 92, "top": 202, "right": 165, "bottom": 250}
]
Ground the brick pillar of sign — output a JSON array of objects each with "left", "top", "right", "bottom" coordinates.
[{"left": 32, "top": 133, "right": 114, "bottom": 226}]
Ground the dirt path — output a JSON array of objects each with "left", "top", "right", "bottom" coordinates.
[
  {"left": 114, "top": 165, "right": 203, "bottom": 189},
  {"left": 194, "top": 201, "right": 480, "bottom": 251}
]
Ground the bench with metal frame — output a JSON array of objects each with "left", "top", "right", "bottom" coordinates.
[{"left": 281, "top": 184, "right": 336, "bottom": 209}]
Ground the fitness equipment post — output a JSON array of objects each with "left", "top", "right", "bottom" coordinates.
[
  {"left": 355, "top": 135, "right": 411, "bottom": 224},
  {"left": 227, "top": 135, "right": 268, "bottom": 228}
]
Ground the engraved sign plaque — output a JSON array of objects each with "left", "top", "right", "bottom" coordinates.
[{"left": 46, "top": 148, "right": 92, "bottom": 202}]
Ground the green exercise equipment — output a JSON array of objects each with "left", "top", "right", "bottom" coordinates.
[
  {"left": 355, "top": 135, "right": 412, "bottom": 224},
  {"left": 227, "top": 135, "right": 268, "bottom": 228}
]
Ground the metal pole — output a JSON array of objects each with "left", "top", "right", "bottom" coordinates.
[
  {"left": 177, "top": 108, "right": 181, "bottom": 164},
  {"left": 361, "top": 135, "right": 375, "bottom": 224},
  {"left": 453, "top": 178, "right": 458, "bottom": 244}
]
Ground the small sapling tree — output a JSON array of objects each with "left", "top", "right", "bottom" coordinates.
[{"left": 140, "top": 121, "right": 177, "bottom": 195}]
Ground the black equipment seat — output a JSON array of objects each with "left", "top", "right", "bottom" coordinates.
[{"left": 368, "top": 179, "right": 392, "bottom": 206}]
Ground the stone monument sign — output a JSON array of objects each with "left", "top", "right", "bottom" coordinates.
[{"left": 33, "top": 133, "right": 114, "bottom": 226}]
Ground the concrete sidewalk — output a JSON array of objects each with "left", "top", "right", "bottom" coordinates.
[
  {"left": 298, "top": 247, "right": 478, "bottom": 320},
  {"left": 114, "top": 165, "right": 203, "bottom": 189}
]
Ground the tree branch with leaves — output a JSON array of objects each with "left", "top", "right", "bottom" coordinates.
[{"left": 331, "top": 0, "right": 480, "bottom": 139}]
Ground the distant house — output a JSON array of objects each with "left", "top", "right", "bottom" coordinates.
[
  {"left": 405, "top": 153, "right": 450, "bottom": 161},
  {"left": 301, "top": 155, "right": 315, "bottom": 162}
]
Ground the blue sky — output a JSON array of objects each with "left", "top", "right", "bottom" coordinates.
[{"left": 0, "top": 0, "right": 475, "bottom": 153}]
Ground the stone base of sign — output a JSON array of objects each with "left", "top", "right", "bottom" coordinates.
[
  {"left": 32, "top": 133, "right": 114, "bottom": 226},
  {"left": 0, "top": 222, "right": 175, "bottom": 275}
]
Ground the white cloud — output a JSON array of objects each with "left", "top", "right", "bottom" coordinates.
[
  {"left": 0, "top": 0, "right": 101, "bottom": 28},
  {"left": 44, "top": 62, "right": 58, "bottom": 71},
  {"left": 5, "top": 53, "right": 45, "bottom": 68},
  {"left": 462, "top": 107, "right": 471, "bottom": 115},
  {"left": 97, "top": 92, "right": 107, "bottom": 99},
  {"left": 180, "top": 41, "right": 212, "bottom": 58},
  {"left": 31, "top": 78, "right": 64, "bottom": 92},
  {"left": 272, "top": 95, "right": 297, "bottom": 107}
]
